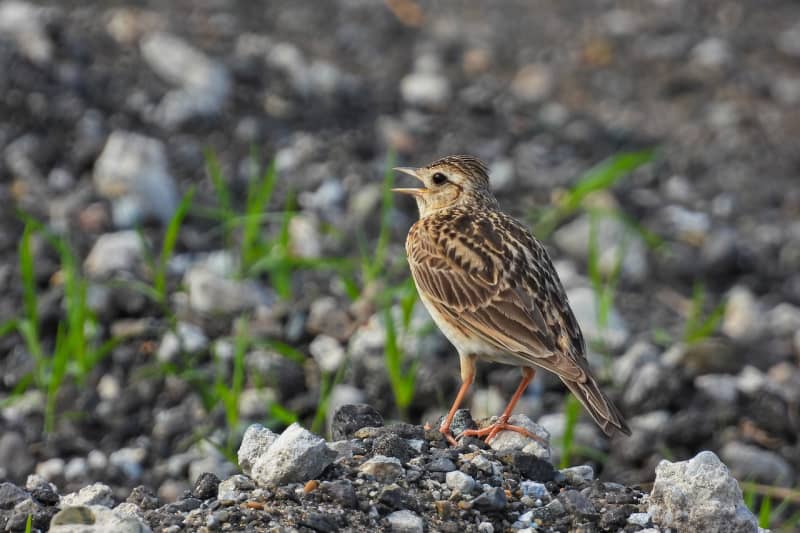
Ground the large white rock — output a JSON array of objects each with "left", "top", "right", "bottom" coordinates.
[
  {"left": 248, "top": 423, "right": 335, "bottom": 487},
  {"left": 648, "top": 451, "right": 759, "bottom": 533},
  {"left": 237, "top": 424, "right": 278, "bottom": 476},
  {"left": 93, "top": 131, "right": 178, "bottom": 227},
  {"left": 488, "top": 414, "right": 551, "bottom": 462},
  {"left": 84, "top": 231, "right": 143, "bottom": 278}
]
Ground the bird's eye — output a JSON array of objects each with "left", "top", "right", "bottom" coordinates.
[{"left": 432, "top": 172, "right": 448, "bottom": 185}]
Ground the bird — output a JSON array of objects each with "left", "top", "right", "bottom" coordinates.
[{"left": 392, "top": 155, "right": 631, "bottom": 445}]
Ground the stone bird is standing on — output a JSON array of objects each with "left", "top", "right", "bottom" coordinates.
[{"left": 393, "top": 155, "right": 631, "bottom": 445}]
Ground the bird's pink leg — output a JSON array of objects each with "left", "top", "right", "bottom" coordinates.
[
  {"left": 461, "top": 367, "right": 545, "bottom": 444},
  {"left": 439, "top": 355, "right": 476, "bottom": 445}
]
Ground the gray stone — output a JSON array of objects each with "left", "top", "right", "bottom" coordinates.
[
  {"left": 330, "top": 403, "right": 383, "bottom": 441},
  {"left": 84, "top": 231, "right": 143, "bottom": 277},
  {"left": 627, "top": 512, "right": 652, "bottom": 527},
  {"left": 488, "top": 414, "right": 551, "bottom": 461},
  {"left": 385, "top": 509, "right": 423, "bottom": 533},
  {"left": 694, "top": 374, "right": 738, "bottom": 404},
  {"left": 50, "top": 504, "right": 152, "bottom": 533},
  {"left": 554, "top": 214, "right": 648, "bottom": 283},
  {"left": 0, "top": 432, "right": 35, "bottom": 481},
  {"left": 722, "top": 286, "right": 765, "bottom": 341},
  {"left": 93, "top": 131, "right": 178, "bottom": 227},
  {"left": 510, "top": 63, "right": 554, "bottom": 103},
  {"left": 560, "top": 465, "right": 594, "bottom": 485},
  {"left": 519, "top": 481, "right": 549, "bottom": 501},
  {"left": 140, "top": 32, "right": 230, "bottom": 128},
  {"left": 472, "top": 486, "right": 507, "bottom": 511},
  {"left": 372, "top": 433, "right": 417, "bottom": 464},
  {"left": 445, "top": 471, "right": 476, "bottom": 494},
  {"left": 777, "top": 22, "right": 800, "bottom": 58},
  {"left": 217, "top": 474, "right": 255, "bottom": 504},
  {"left": 565, "top": 287, "right": 629, "bottom": 349},
  {"left": 156, "top": 322, "right": 208, "bottom": 363},
  {"left": 109, "top": 447, "right": 146, "bottom": 481},
  {"left": 720, "top": 442, "right": 794, "bottom": 487},
  {"left": 250, "top": 423, "right": 336, "bottom": 487},
  {"left": 61, "top": 482, "right": 115, "bottom": 508},
  {"left": 309, "top": 334, "right": 345, "bottom": 373},
  {"left": 648, "top": 451, "right": 759, "bottom": 533},
  {"left": 0, "top": 482, "right": 27, "bottom": 509},
  {"left": 359, "top": 455, "right": 405, "bottom": 482},
  {"left": 0, "top": 1, "right": 53, "bottom": 64},
  {"left": 400, "top": 71, "right": 450, "bottom": 108},
  {"left": 488, "top": 158, "right": 515, "bottom": 192},
  {"left": 613, "top": 341, "right": 660, "bottom": 387},
  {"left": 427, "top": 456, "right": 456, "bottom": 473},
  {"left": 184, "top": 266, "right": 271, "bottom": 315},
  {"left": 237, "top": 424, "right": 278, "bottom": 476},
  {"left": 558, "top": 489, "right": 596, "bottom": 517},
  {"left": 691, "top": 37, "right": 732, "bottom": 67},
  {"left": 766, "top": 303, "right": 800, "bottom": 336}
]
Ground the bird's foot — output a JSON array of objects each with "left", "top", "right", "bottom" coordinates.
[
  {"left": 438, "top": 426, "right": 459, "bottom": 446},
  {"left": 460, "top": 416, "right": 546, "bottom": 445}
]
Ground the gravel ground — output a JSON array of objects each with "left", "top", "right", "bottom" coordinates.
[{"left": 0, "top": 0, "right": 799, "bottom": 531}]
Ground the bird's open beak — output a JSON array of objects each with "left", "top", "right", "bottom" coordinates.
[{"left": 391, "top": 167, "right": 424, "bottom": 196}]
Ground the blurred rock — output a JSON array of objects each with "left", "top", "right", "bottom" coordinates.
[
  {"left": 326, "top": 386, "right": 367, "bottom": 437},
  {"left": 0, "top": 0, "right": 54, "bottom": 64},
  {"left": 309, "top": 334, "right": 345, "bottom": 373},
  {"left": 766, "top": 302, "right": 800, "bottom": 336},
  {"left": 777, "top": 22, "right": 800, "bottom": 58},
  {"left": 50, "top": 504, "right": 152, "bottom": 533},
  {"left": 659, "top": 205, "right": 711, "bottom": 244},
  {"left": 84, "top": 231, "right": 143, "bottom": 278},
  {"left": 330, "top": 404, "right": 383, "bottom": 441},
  {"left": 184, "top": 265, "right": 271, "bottom": 315},
  {"left": 722, "top": 286, "right": 765, "bottom": 341},
  {"left": 140, "top": 32, "right": 231, "bottom": 128},
  {"left": 566, "top": 287, "right": 629, "bottom": 350},
  {"left": 488, "top": 158, "right": 515, "bottom": 192},
  {"left": 400, "top": 70, "right": 450, "bottom": 109},
  {"left": 554, "top": 214, "right": 648, "bottom": 283},
  {"left": 613, "top": 341, "right": 659, "bottom": 388},
  {"left": 537, "top": 413, "right": 604, "bottom": 467},
  {"left": 156, "top": 322, "right": 208, "bottom": 363},
  {"left": 694, "top": 374, "right": 738, "bottom": 404},
  {"left": 690, "top": 37, "right": 732, "bottom": 68},
  {"left": 0, "top": 432, "right": 34, "bottom": 481},
  {"left": 105, "top": 7, "right": 164, "bottom": 45},
  {"left": 307, "top": 296, "right": 353, "bottom": 340},
  {"left": 622, "top": 360, "right": 679, "bottom": 412},
  {"left": 93, "top": 131, "right": 178, "bottom": 227},
  {"left": 249, "top": 423, "right": 335, "bottom": 487},
  {"left": 648, "top": 451, "right": 758, "bottom": 533},
  {"left": 289, "top": 214, "right": 323, "bottom": 259},
  {"left": 510, "top": 63, "right": 554, "bottom": 103},
  {"left": 720, "top": 442, "right": 794, "bottom": 487}
]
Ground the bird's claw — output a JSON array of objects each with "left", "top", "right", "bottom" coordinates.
[{"left": 460, "top": 416, "right": 546, "bottom": 445}]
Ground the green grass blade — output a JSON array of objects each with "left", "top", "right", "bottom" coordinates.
[
  {"left": 19, "top": 223, "right": 38, "bottom": 329},
  {"left": 155, "top": 188, "right": 195, "bottom": 303},
  {"left": 560, "top": 394, "right": 581, "bottom": 468},
  {"left": 758, "top": 495, "right": 772, "bottom": 528},
  {"left": 241, "top": 160, "right": 277, "bottom": 272}
]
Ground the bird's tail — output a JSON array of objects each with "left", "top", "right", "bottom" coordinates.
[{"left": 562, "top": 376, "right": 631, "bottom": 437}]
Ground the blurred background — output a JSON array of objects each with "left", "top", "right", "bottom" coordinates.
[{"left": 0, "top": 0, "right": 798, "bottom": 527}]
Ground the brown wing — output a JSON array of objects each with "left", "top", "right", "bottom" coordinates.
[{"left": 408, "top": 208, "right": 631, "bottom": 436}]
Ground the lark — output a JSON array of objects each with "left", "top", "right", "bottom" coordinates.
[{"left": 393, "top": 155, "right": 631, "bottom": 445}]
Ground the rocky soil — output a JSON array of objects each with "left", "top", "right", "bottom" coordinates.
[{"left": 0, "top": 0, "right": 799, "bottom": 531}]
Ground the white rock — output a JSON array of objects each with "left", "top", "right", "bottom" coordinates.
[
  {"left": 766, "top": 302, "right": 800, "bottom": 336},
  {"left": 84, "top": 231, "right": 143, "bottom": 278},
  {"left": 554, "top": 214, "right": 649, "bottom": 283},
  {"left": 0, "top": 1, "right": 53, "bottom": 64},
  {"left": 237, "top": 424, "right": 279, "bottom": 476},
  {"left": 627, "top": 512, "right": 652, "bottom": 527},
  {"left": 249, "top": 423, "right": 336, "bottom": 487},
  {"left": 156, "top": 322, "right": 208, "bottom": 363},
  {"left": 93, "top": 131, "right": 178, "bottom": 227},
  {"left": 722, "top": 286, "right": 765, "bottom": 341},
  {"left": 777, "top": 22, "right": 800, "bottom": 58},
  {"left": 288, "top": 215, "right": 322, "bottom": 259},
  {"left": 694, "top": 374, "right": 738, "bottom": 403},
  {"left": 184, "top": 266, "right": 271, "bottom": 315},
  {"left": 35, "top": 458, "right": 65, "bottom": 481},
  {"left": 691, "top": 37, "right": 732, "bottom": 67},
  {"left": 566, "top": 287, "right": 630, "bottom": 349},
  {"left": 488, "top": 414, "right": 551, "bottom": 461},
  {"left": 445, "top": 470, "right": 476, "bottom": 494},
  {"left": 140, "top": 32, "right": 230, "bottom": 128},
  {"left": 217, "top": 474, "right": 255, "bottom": 504},
  {"left": 50, "top": 504, "right": 152, "bottom": 533},
  {"left": 488, "top": 158, "right": 515, "bottom": 192},
  {"left": 400, "top": 71, "right": 450, "bottom": 108},
  {"left": 520, "top": 481, "right": 549, "bottom": 500},
  {"left": 648, "top": 451, "right": 759, "bottom": 533},
  {"left": 309, "top": 334, "right": 345, "bottom": 373},
  {"left": 109, "top": 447, "right": 146, "bottom": 480},
  {"left": 737, "top": 365, "right": 767, "bottom": 396},
  {"left": 60, "top": 483, "right": 115, "bottom": 508},
  {"left": 560, "top": 465, "right": 594, "bottom": 484},
  {"left": 385, "top": 509, "right": 423, "bottom": 533},
  {"left": 359, "top": 455, "right": 405, "bottom": 482}
]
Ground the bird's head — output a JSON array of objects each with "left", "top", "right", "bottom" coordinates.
[{"left": 392, "top": 155, "right": 497, "bottom": 217}]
